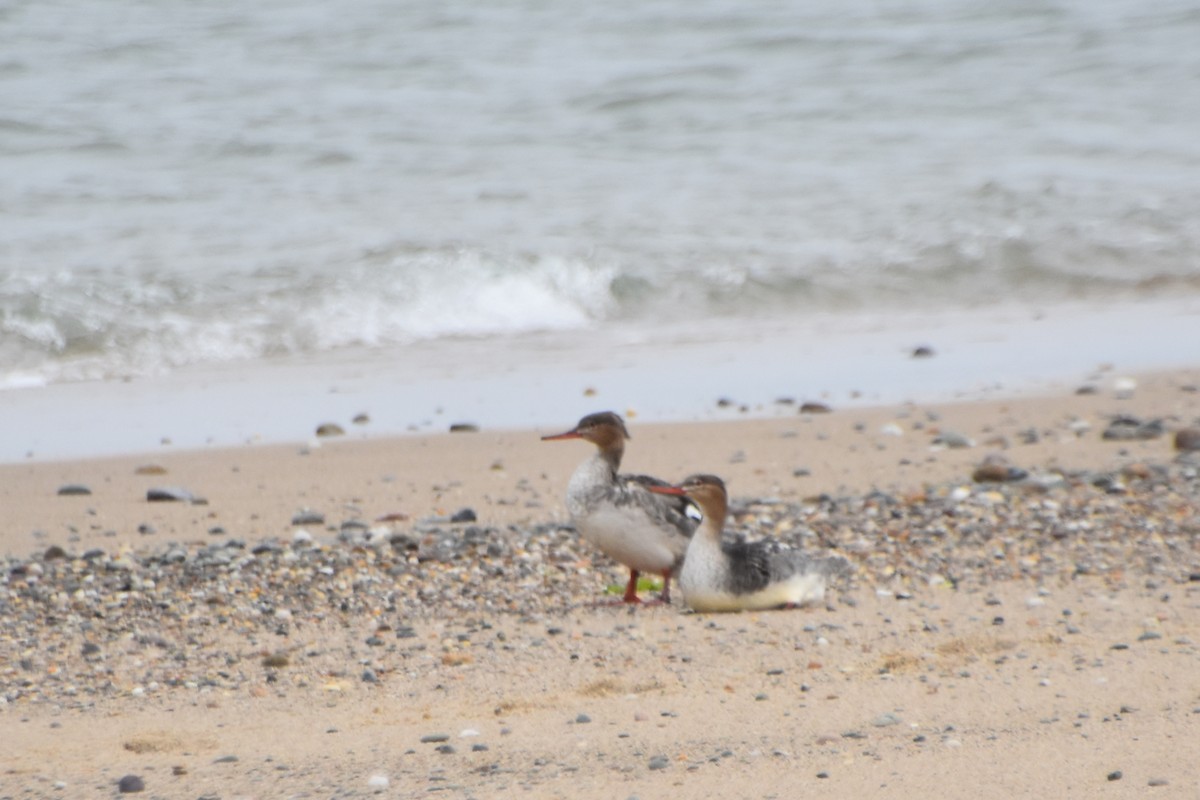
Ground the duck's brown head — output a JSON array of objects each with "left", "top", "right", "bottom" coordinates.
[{"left": 540, "top": 411, "right": 630, "bottom": 449}]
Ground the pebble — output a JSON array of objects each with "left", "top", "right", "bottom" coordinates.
[
  {"left": 146, "top": 486, "right": 195, "bottom": 503},
  {"left": 575, "top": 713, "right": 592, "bottom": 724},
  {"left": 933, "top": 431, "right": 974, "bottom": 449},
  {"left": 117, "top": 775, "right": 145, "bottom": 793},
  {"left": 1101, "top": 416, "right": 1164, "bottom": 442},
  {"left": 1107, "top": 770, "right": 1123, "bottom": 781},
  {"left": 421, "top": 733, "right": 451, "bottom": 743},
  {"left": 292, "top": 510, "right": 325, "bottom": 526},
  {"left": 56, "top": 484, "right": 91, "bottom": 496},
  {"left": 449, "top": 423, "right": 480, "bottom": 433},
  {"left": 972, "top": 454, "right": 1028, "bottom": 483},
  {"left": 648, "top": 755, "right": 670, "bottom": 770},
  {"left": 800, "top": 402, "right": 832, "bottom": 414},
  {"left": 367, "top": 774, "right": 389, "bottom": 789},
  {"left": 315, "top": 423, "right": 345, "bottom": 437},
  {"left": 1175, "top": 428, "right": 1200, "bottom": 452}
]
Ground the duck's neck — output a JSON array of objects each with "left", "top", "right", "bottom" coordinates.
[
  {"left": 694, "top": 499, "right": 727, "bottom": 545},
  {"left": 594, "top": 441, "right": 624, "bottom": 477}
]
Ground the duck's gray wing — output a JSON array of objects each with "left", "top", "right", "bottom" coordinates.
[
  {"left": 620, "top": 473, "right": 699, "bottom": 538},
  {"left": 724, "top": 539, "right": 851, "bottom": 596}
]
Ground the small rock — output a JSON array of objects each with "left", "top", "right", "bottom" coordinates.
[
  {"left": 872, "top": 713, "right": 902, "bottom": 727},
  {"left": 436, "top": 744, "right": 456, "bottom": 754},
  {"left": 1101, "top": 416, "right": 1163, "bottom": 442},
  {"left": 43, "top": 545, "right": 68, "bottom": 560},
  {"left": 292, "top": 510, "right": 325, "bottom": 526},
  {"left": 1174, "top": 428, "right": 1200, "bottom": 452},
  {"left": 421, "top": 733, "right": 450, "bottom": 743},
  {"left": 933, "top": 431, "right": 974, "bottom": 449},
  {"left": 315, "top": 423, "right": 345, "bottom": 437},
  {"left": 450, "top": 508, "right": 477, "bottom": 523},
  {"left": 799, "top": 402, "right": 832, "bottom": 414},
  {"left": 911, "top": 345, "right": 935, "bottom": 358},
  {"left": 353, "top": 413, "right": 371, "bottom": 425},
  {"left": 648, "top": 755, "right": 670, "bottom": 771},
  {"left": 575, "top": 714, "right": 591, "bottom": 724},
  {"left": 367, "top": 774, "right": 389, "bottom": 789},
  {"left": 213, "top": 755, "right": 239, "bottom": 763},
  {"left": 134, "top": 464, "right": 168, "bottom": 475},
  {"left": 449, "top": 423, "right": 479, "bottom": 433},
  {"left": 117, "top": 775, "right": 145, "bottom": 793},
  {"left": 262, "top": 653, "right": 290, "bottom": 668},
  {"left": 1107, "top": 770, "right": 1123, "bottom": 781},
  {"left": 146, "top": 486, "right": 194, "bottom": 503},
  {"left": 972, "top": 454, "right": 1028, "bottom": 483},
  {"left": 57, "top": 484, "right": 91, "bottom": 496}
]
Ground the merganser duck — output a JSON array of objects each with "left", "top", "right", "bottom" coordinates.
[
  {"left": 649, "top": 474, "right": 849, "bottom": 612},
  {"left": 542, "top": 412, "right": 697, "bottom": 604}
]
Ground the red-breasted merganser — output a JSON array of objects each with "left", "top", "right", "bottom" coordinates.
[
  {"left": 649, "top": 474, "right": 850, "bottom": 612},
  {"left": 542, "top": 412, "right": 697, "bottom": 604}
]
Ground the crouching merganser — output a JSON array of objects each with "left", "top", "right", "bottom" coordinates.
[
  {"left": 542, "top": 412, "right": 697, "bottom": 603},
  {"left": 649, "top": 474, "right": 850, "bottom": 612}
]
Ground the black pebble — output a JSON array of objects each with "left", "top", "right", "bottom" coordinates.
[
  {"left": 117, "top": 775, "right": 145, "bottom": 793},
  {"left": 1107, "top": 771, "right": 1123, "bottom": 781}
]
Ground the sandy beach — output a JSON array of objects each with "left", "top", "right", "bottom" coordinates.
[{"left": 3, "top": 366, "right": 1200, "bottom": 798}]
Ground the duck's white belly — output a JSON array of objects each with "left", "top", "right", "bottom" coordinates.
[
  {"left": 680, "top": 542, "right": 827, "bottom": 612},
  {"left": 576, "top": 505, "right": 680, "bottom": 574}
]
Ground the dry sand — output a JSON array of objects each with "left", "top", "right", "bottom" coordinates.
[{"left": 2, "top": 367, "right": 1200, "bottom": 798}]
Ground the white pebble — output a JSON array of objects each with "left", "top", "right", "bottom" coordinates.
[
  {"left": 879, "top": 422, "right": 904, "bottom": 437},
  {"left": 949, "top": 486, "right": 971, "bottom": 503},
  {"left": 131, "top": 687, "right": 145, "bottom": 697},
  {"left": 459, "top": 728, "right": 481, "bottom": 738},
  {"left": 367, "top": 774, "right": 389, "bottom": 789}
]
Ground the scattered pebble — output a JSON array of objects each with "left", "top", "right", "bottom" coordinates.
[
  {"left": 648, "top": 755, "right": 670, "bottom": 771},
  {"left": 1175, "top": 428, "right": 1200, "bottom": 452},
  {"left": 146, "top": 486, "right": 195, "bottom": 503},
  {"left": 117, "top": 775, "right": 145, "bottom": 793},
  {"left": 1102, "top": 416, "right": 1164, "bottom": 442},
  {"left": 56, "top": 484, "right": 91, "bottom": 497},
  {"left": 315, "top": 423, "right": 345, "bottom": 437},
  {"left": 449, "top": 423, "right": 480, "bottom": 433},
  {"left": 291, "top": 510, "right": 325, "bottom": 526}
]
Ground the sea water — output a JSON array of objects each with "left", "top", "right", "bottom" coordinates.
[{"left": 2, "top": 0, "right": 1199, "bottom": 458}]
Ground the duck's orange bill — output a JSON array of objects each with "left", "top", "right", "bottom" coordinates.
[{"left": 540, "top": 430, "right": 582, "bottom": 441}]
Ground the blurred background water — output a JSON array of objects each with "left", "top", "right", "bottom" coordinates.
[{"left": 3, "top": 0, "right": 1199, "bottom": 390}]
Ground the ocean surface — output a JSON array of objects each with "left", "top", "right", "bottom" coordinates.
[{"left": 3, "top": 0, "right": 1200, "bottom": 458}]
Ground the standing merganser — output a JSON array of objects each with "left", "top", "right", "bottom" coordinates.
[
  {"left": 542, "top": 412, "right": 697, "bottom": 604},
  {"left": 649, "top": 474, "right": 850, "bottom": 612}
]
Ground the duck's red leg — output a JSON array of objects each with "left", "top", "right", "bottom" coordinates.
[
  {"left": 659, "top": 569, "right": 672, "bottom": 604},
  {"left": 621, "top": 569, "right": 642, "bottom": 603}
]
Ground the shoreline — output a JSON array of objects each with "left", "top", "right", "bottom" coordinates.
[{"left": 4, "top": 297, "right": 1199, "bottom": 464}]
